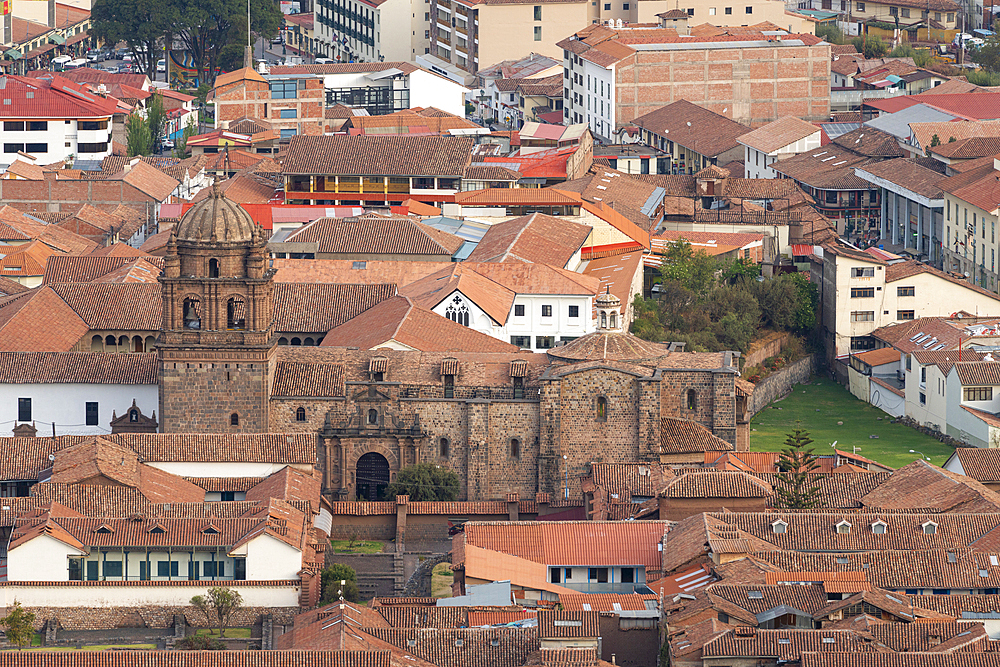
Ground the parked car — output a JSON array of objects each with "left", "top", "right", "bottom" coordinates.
[
  {"left": 157, "top": 59, "right": 166, "bottom": 73},
  {"left": 161, "top": 138, "right": 174, "bottom": 149}
]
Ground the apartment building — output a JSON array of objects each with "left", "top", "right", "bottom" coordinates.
[
  {"left": 0, "top": 74, "right": 115, "bottom": 168},
  {"left": 560, "top": 23, "right": 831, "bottom": 133},
  {"left": 212, "top": 67, "right": 326, "bottom": 138},
  {"left": 798, "top": 0, "right": 962, "bottom": 34},
  {"left": 313, "top": 0, "right": 430, "bottom": 63},
  {"left": 425, "top": 0, "right": 595, "bottom": 76},
  {"left": 941, "top": 155, "right": 1000, "bottom": 294}
]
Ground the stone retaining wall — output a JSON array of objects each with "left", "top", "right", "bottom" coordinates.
[{"left": 747, "top": 354, "right": 817, "bottom": 417}]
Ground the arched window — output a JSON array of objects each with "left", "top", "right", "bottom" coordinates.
[
  {"left": 296, "top": 407, "right": 306, "bottom": 422},
  {"left": 129, "top": 409, "right": 139, "bottom": 423},
  {"left": 209, "top": 258, "right": 220, "bottom": 278},
  {"left": 91, "top": 335, "right": 103, "bottom": 352},
  {"left": 368, "top": 408, "right": 379, "bottom": 425},
  {"left": 132, "top": 335, "right": 143, "bottom": 353},
  {"left": 686, "top": 389, "right": 697, "bottom": 411},
  {"left": 230, "top": 413, "right": 240, "bottom": 426},
  {"left": 596, "top": 396, "right": 607, "bottom": 421},
  {"left": 144, "top": 336, "right": 156, "bottom": 352},
  {"left": 278, "top": 337, "right": 289, "bottom": 345},
  {"left": 601, "top": 311, "right": 607, "bottom": 328},
  {"left": 226, "top": 296, "right": 246, "bottom": 330},
  {"left": 510, "top": 438, "right": 520, "bottom": 459},
  {"left": 610, "top": 312, "right": 617, "bottom": 329},
  {"left": 440, "top": 437, "right": 449, "bottom": 457},
  {"left": 445, "top": 296, "right": 470, "bottom": 327},
  {"left": 183, "top": 297, "right": 202, "bottom": 330},
  {"left": 291, "top": 337, "right": 302, "bottom": 346},
  {"left": 119, "top": 335, "right": 129, "bottom": 352},
  {"left": 304, "top": 337, "right": 315, "bottom": 346}
]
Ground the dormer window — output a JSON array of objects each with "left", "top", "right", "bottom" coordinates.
[
  {"left": 871, "top": 521, "right": 887, "bottom": 534},
  {"left": 149, "top": 524, "right": 166, "bottom": 534},
  {"left": 772, "top": 519, "right": 787, "bottom": 534},
  {"left": 202, "top": 525, "right": 220, "bottom": 534},
  {"left": 836, "top": 520, "right": 852, "bottom": 534},
  {"left": 922, "top": 521, "right": 938, "bottom": 535},
  {"left": 95, "top": 524, "right": 113, "bottom": 534}
]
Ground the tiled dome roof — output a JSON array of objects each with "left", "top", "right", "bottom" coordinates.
[{"left": 175, "top": 182, "right": 256, "bottom": 244}]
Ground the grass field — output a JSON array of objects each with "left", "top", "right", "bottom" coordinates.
[
  {"left": 431, "top": 562, "right": 453, "bottom": 598},
  {"left": 34, "top": 645, "right": 158, "bottom": 651},
  {"left": 749, "top": 376, "right": 955, "bottom": 468},
  {"left": 195, "top": 628, "right": 252, "bottom": 638},
  {"left": 329, "top": 539, "right": 384, "bottom": 554}
]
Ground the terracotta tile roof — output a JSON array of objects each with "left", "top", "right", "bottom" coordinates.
[
  {"left": 659, "top": 418, "right": 735, "bottom": 454},
  {"left": 464, "top": 213, "right": 591, "bottom": 267},
  {"left": 377, "top": 606, "right": 468, "bottom": 629},
  {"left": 0, "top": 239, "right": 63, "bottom": 277},
  {"left": 952, "top": 448, "right": 1000, "bottom": 482},
  {"left": 853, "top": 347, "right": 901, "bottom": 366},
  {"left": 0, "top": 351, "right": 156, "bottom": 384},
  {"left": 664, "top": 471, "right": 772, "bottom": 498},
  {"left": 49, "top": 282, "right": 161, "bottom": 330},
  {"left": 320, "top": 295, "right": 520, "bottom": 353},
  {"left": 867, "top": 620, "right": 986, "bottom": 651},
  {"left": 863, "top": 459, "right": 1000, "bottom": 512},
  {"left": 192, "top": 170, "right": 279, "bottom": 205},
  {"left": 929, "top": 136, "right": 1000, "bottom": 159},
  {"left": 213, "top": 67, "right": 267, "bottom": 88},
  {"left": 940, "top": 159, "right": 1000, "bottom": 215},
  {"left": 588, "top": 462, "right": 672, "bottom": 500},
  {"left": 111, "top": 160, "right": 180, "bottom": 202},
  {"left": 467, "top": 610, "right": 537, "bottom": 627},
  {"left": 283, "top": 135, "right": 474, "bottom": 176},
  {"left": 364, "top": 628, "right": 540, "bottom": 667},
  {"left": 105, "top": 433, "right": 317, "bottom": 464},
  {"left": 270, "top": 62, "right": 419, "bottom": 76},
  {"left": 273, "top": 283, "right": 396, "bottom": 333},
  {"left": 902, "top": 592, "right": 1000, "bottom": 617},
  {"left": 703, "top": 628, "right": 881, "bottom": 661},
  {"left": 855, "top": 159, "right": 945, "bottom": 199},
  {"left": 558, "top": 593, "right": 656, "bottom": 612},
  {"left": 43, "top": 255, "right": 163, "bottom": 284},
  {"left": 92, "top": 258, "right": 162, "bottom": 284},
  {"left": 285, "top": 215, "right": 463, "bottom": 257},
  {"left": 0, "top": 287, "right": 90, "bottom": 351},
  {"left": 884, "top": 261, "right": 1000, "bottom": 303},
  {"left": 272, "top": 361, "right": 346, "bottom": 398},
  {"left": 273, "top": 259, "right": 452, "bottom": 285},
  {"left": 908, "top": 120, "right": 1000, "bottom": 152},
  {"left": 185, "top": 477, "right": 261, "bottom": 492},
  {"left": 754, "top": 472, "right": 891, "bottom": 508},
  {"left": 707, "top": 582, "right": 829, "bottom": 618},
  {"left": 537, "top": 610, "right": 599, "bottom": 638},
  {"left": 954, "top": 361, "right": 1000, "bottom": 385},
  {"left": 454, "top": 189, "right": 580, "bottom": 206},
  {"left": 0, "top": 650, "right": 389, "bottom": 667},
  {"left": 245, "top": 465, "right": 322, "bottom": 509},
  {"left": 0, "top": 75, "right": 119, "bottom": 120},
  {"left": 800, "top": 654, "right": 1000, "bottom": 667},
  {"left": 631, "top": 100, "right": 750, "bottom": 158},
  {"left": 870, "top": 317, "right": 967, "bottom": 354},
  {"left": 461, "top": 520, "right": 670, "bottom": 568}
]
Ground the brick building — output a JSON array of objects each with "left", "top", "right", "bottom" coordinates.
[{"left": 212, "top": 67, "right": 326, "bottom": 139}]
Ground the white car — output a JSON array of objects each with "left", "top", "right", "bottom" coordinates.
[
  {"left": 161, "top": 138, "right": 175, "bottom": 149},
  {"left": 157, "top": 59, "right": 166, "bottom": 73}
]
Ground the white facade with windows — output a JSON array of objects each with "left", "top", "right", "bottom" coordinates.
[
  {"left": 0, "top": 117, "right": 112, "bottom": 169},
  {"left": 1, "top": 382, "right": 158, "bottom": 437},
  {"left": 740, "top": 130, "right": 822, "bottom": 179},
  {"left": 563, "top": 50, "right": 615, "bottom": 141},
  {"left": 428, "top": 290, "right": 596, "bottom": 352},
  {"left": 313, "top": 0, "right": 431, "bottom": 64}
]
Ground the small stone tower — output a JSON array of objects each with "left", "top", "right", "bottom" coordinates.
[
  {"left": 158, "top": 183, "right": 277, "bottom": 432},
  {"left": 595, "top": 288, "right": 622, "bottom": 332}
]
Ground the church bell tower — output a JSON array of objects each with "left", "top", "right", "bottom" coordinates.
[{"left": 158, "top": 183, "right": 277, "bottom": 432}]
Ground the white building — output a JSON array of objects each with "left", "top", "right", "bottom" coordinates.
[
  {"left": 0, "top": 74, "right": 116, "bottom": 169},
  {"left": 314, "top": 0, "right": 430, "bottom": 64},
  {"left": 563, "top": 46, "right": 615, "bottom": 141},
  {"left": 0, "top": 352, "right": 157, "bottom": 437},
  {"left": 737, "top": 116, "right": 823, "bottom": 180},
  {"left": 401, "top": 262, "right": 601, "bottom": 351},
  {"left": 268, "top": 62, "right": 468, "bottom": 118}
]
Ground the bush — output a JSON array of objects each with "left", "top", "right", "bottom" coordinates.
[
  {"left": 385, "top": 463, "right": 461, "bottom": 501},
  {"left": 178, "top": 636, "right": 225, "bottom": 650},
  {"left": 816, "top": 24, "right": 844, "bottom": 44},
  {"left": 321, "top": 564, "right": 361, "bottom": 604}
]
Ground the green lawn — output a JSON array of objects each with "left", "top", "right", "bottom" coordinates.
[
  {"left": 194, "top": 628, "right": 251, "bottom": 638},
  {"left": 431, "top": 562, "right": 453, "bottom": 599},
  {"left": 32, "top": 645, "right": 157, "bottom": 651},
  {"left": 330, "top": 539, "right": 384, "bottom": 554},
  {"left": 749, "top": 377, "right": 955, "bottom": 468}
]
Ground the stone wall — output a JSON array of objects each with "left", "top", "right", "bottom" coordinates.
[
  {"left": 329, "top": 553, "right": 405, "bottom": 600},
  {"left": 746, "top": 354, "right": 816, "bottom": 417},
  {"left": 743, "top": 332, "right": 791, "bottom": 369},
  {"left": 17, "top": 606, "right": 296, "bottom": 632}
]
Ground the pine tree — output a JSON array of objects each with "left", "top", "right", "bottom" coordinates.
[{"left": 774, "top": 428, "right": 823, "bottom": 509}]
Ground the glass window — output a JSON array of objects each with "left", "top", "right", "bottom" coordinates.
[
  {"left": 533, "top": 4, "right": 541, "bottom": 19},
  {"left": 964, "top": 387, "right": 993, "bottom": 401},
  {"left": 25, "top": 143, "right": 47, "bottom": 154},
  {"left": 17, "top": 397, "right": 30, "bottom": 422},
  {"left": 510, "top": 335, "right": 531, "bottom": 348},
  {"left": 897, "top": 286, "right": 915, "bottom": 296},
  {"left": 3, "top": 144, "right": 23, "bottom": 153},
  {"left": 589, "top": 567, "right": 609, "bottom": 583},
  {"left": 568, "top": 305, "right": 579, "bottom": 317},
  {"left": 280, "top": 128, "right": 297, "bottom": 140},
  {"left": 270, "top": 81, "right": 298, "bottom": 99},
  {"left": 279, "top": 108, "right": 298, "bottom": 118},
  {"left": 725, "top": 6, "right": 732, "bottom": 12},
  {"left": 26, "top": 121, "right": 46, "bottom": 131},
  {"left": 85, "top": 402, "right": 98, "bottom": 426},
  {"left": 850, "top": 311, "right": 874, "bottom": 322},
  {"left": 621, "top": 567, "right": 634, "bottom": 583},
  {"left": 897, "top": 310, "right": 915, "bottom": 320},
  {"left": 536, "top": 336, "right": 555, "bottom": 349},
  {"left": 514, "top": 304, "right": 525, "bottom": 316},
  {"left": 541, "top": 305, "right": 552, "bottom": 317},
  {"left": 851, "top": 287, "right": 875, "bottom": 298},
  {"left": 103, "top": 560, "right": 123, "bottom": 578},
  {"left": 3, "top": 121, "right": 23, "bottom": 131},
  {"left": 533, "top": 26, "right": 541, "bottom": 41}
]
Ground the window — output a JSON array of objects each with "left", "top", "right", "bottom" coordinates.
[
  {"left": 534, "top": 4, "right": 541, "bottom": 19},
  {"left": 79, "top": 119, "right": 108, "bottom": 131},
  {"left": 510, "top": 438, "right": 520, "bottom": 458},
  {"left": 270, "top": 81, "right": 298, "bottom": 99},
  {"left": 901, "top": 7, "right": 909, "bottom": 16},
  {"left": 85, "top": 402, "right": 99, "bottom": 426},
  {"left": 725, "top": 5, "right": 731, "bottom": 12},
  {"left": 536, "top": 335, "right": 555, "bottom": 349},
  {"left": 514, "top": 304, "right": 525, "bottom": 317},
  {"left": 230, "top": 413, "right": 239, "bottom": 426},
  {"left": 964, "top": 387, "right": 993, "bottom": 401},
  {"left": 444, "top": 374, "right": 454, "bottom": 399},
  {"left": 157, "top": 560, "right": 179, "bottom": 577},
  {"left": 551, "top": 568, "right": 561, "bottom": 584},
  {"left": 279, "top": 108, "right": 298, "bottom": 118},
  {"left": 226, "top": 296, "right": 246, "bottom": 330},
  {"left": 897, "top": 286, "right": 915, "bottom": 296},
  {"left": 745, "top": 5, "right": 751, "bottom": 11},
  {"left": 597, "top": 396, "right": 607, "bottom": 421},
  {"left": 209, "top": 258, "right": 219, "bottom": 278},
  {"left": 920, "top": 392, "right": 926, "bottom": 405},
  {"left": 850, "top": 311, "right": 874, "bottom": 322},
  {"left": 897, "top": 310, "right": 915, "bottom": 321},
  {"left": 533, "top": 26, "right": 541, "bottom": 41},
  {"left": 368, "top": 408, "right": 379, "bottom": 425},
  {"left": 772, "top": 520, "right": 787, "bottom": 533},
  {"left": 709, "top": 6, "right": 716, "bottom": 13},
  {"left": 24, "top": 143, "right": 47, "bottom": 154},
  {"left": 589, "top": 567, "right": 609, "bottom": 583},
  {"left": 923, "top": 522, "right": 938, "bottom": 535},
  {"left": 78, "top": 142, "right": 109, "bottom": 153},
  {"left": 440, "top": 438, "right": 449, "bottom": 457},
  {"left": 622, "top": 2, "right": 629, "bottom": 7},
  {"left": 565, "top": 568, "right": 572, "bottom": 580},
  {"left": 17, "top": 397, "right": 30, "bottom": 422},
  {"left": 3, "top": 121, "right": 23, "bottom": 131},
  {"left": 934, "top": 11, "right": 940, "bottom": 19},
  {"left": 511, "top": 335, "right": 531, "bottom": 349},
  {"left": 103, "top": 560, "right": 123, "bottom": 578},
  {"left": 568, "top": 305, "right": 579, "bottom": 318},
  {"left": 26, "top": 121, "right": 46, "bottom": 131},
  {"left": 889, "top": 5, "right": 897, "bottom": 13},
  {"left": 296, "top": 407, "right": 306, "bottom": 422},
  {"left": 948, "top": 11, "right": 954, "bottom": 20},
  {"left": 604, "top": 3, "right": 610, "bottom": 8},
  {"left": 851, "top": 336, "right": 877, "bottom": 351},
  {"left": 852, "top": 267, "right": 875, "bottom": 278},
  {"left": 872, "top": 522, "right": 886, "bottom": 534},
  {"left": 280, "top": 129, "right": 297, "bottom": 140},
  {"left": 69, "top": 559, "right": 83, "bottom": 581},
  {"left": 621, "top": 567, "right": 634, "bottom": 583},
  {"left": 686, "top": 388, "right": 697, "bottom": 411},
  {"left": 851, "top": 287, "right": 875, "bottom": 298},
  {"left": 541, "top": 305, "right": 553, "bottom": 317},
  {"left": 836, "top": 522, "right": 851, "bottom": 534},
  {"left": 3, "top": 144, "right": 23, "bottom": 153},
  {"left": 203, "top": 561, "right": 224, "bottom": 578}
]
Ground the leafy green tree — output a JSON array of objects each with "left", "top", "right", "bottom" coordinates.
[
  {"left": 126, "top": 112, "right": 152, "bottom": 157},
  {"left": 175, "top": 115, "right": 198, "bottom": 158},
  {"left": 190, "top": 587, "right": 243, "bottom": 638},
  {"left": 147, "top": 93, "right": 167, "bottom": 151},
  {"left": 815, "top": 23, "right": 844, "bottom": 44},
  {"left": 174, "top": 0, "right": 281, "bottom": 85},
  {"left": 91, "top": 0, "right": 175, "bottom": 79},
  {"left": 972, "top": 23, "right": 1000, "bottom": 73},
  {"left": 321, "top": 564, "right": 361, "bottom": 604},
  {"left": 385, "top": 463, "right": 461, "bottom": 501},
  {"left": 851, "top": 34, "right": 887, "bottom": 59},
  {"left": 721, "top": 257, "right": 761, "bottom": 284},
  {"left": 178, "top": 635, "right": 225, "bottom": 650},
  {"left": 774, "top": 429, "right": 824, "bottom": 509},
  {"left": 967, "top": 68, "right": 1000, "bottom": 86},
  {"left": 0, "top": 601, "right": 36, "bottom": 650}
]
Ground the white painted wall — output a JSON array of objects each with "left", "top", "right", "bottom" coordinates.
[
  {"left": 7, "top": 534, "right": 84, "bottom": 581},
  {"left": 0, "top": 583, "right": 300, "bottom": 608},
  {"left": 409, "top": 70, "right": 468, "bottom": 117},
  {"left": 582, "top": 60, "right": 614, "bottom": 141},
  {"left": 0, "top": 383, "right": 158, "bottom": 437},
  {"left": 904, "top": 358, "right": 949, "bottom": 431},
  {"left": 0, "top": 118, "right": 112, "bottom": 168},
  {"left": 147, "top": 462, "right": 313, "bottom": 477},
  {"left": 244, "top": 533, "right": 303, "bottom": 581},
  {"left": 945, "top": 365, "right": 992, "bottom": 448},
  {"left": 742, "top": 130, "right": 822, "bottom": 179}
]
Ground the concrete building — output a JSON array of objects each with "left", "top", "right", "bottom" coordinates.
[
  {"left": 737, "top": 116, "right": 823, "bottom": 180},
  {"left": 313, "top": 0, "right": 430, "bottom": 63},
  {"left": 212, "top": 67, "right": 326, "bottom": 139},
  {"left": 941, "top": 155, "right": 1000, "bottom": 294},
  {"left": 559, "top": 23, "right": 831, "bottom": 132}
]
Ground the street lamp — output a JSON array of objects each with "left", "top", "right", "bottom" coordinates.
[{"left": 909, "top": 449, "right": 931, "bottom": 461}]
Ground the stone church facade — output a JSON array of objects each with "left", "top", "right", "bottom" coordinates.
[{"left": 158, "top": 191, "right": 746, "bottom": 502}]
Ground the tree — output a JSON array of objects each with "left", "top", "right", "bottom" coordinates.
[
  {"left": 91, "top": 0, "right": 176, "bottom": 79},
  {"left": 147, "top": 93, "right": 167, "bottom": 152},
  {"left": 178, "top": 635, "right": 225, "bottom": 650},
  {"left": 0, "top": 600, "right": 36, "bottom": 650},
  {"left": 967, "top": 68, "right": 1000, "bottom": 86},
  {"left": 385, "top": 463, "right": 460, "bottom": 502},
  {"left": 174, "top": 0, "right": 281, "bottom": 86},
  {"left": 930, "top": 134, "right": 941, "bottom": 147},
  {"left": 321, "top": 564, "right": 361, "bottom": 604},
  {"left": 889, "top": 42, "right": 931, "bottom": 66},
  {"left": 851, "top": 34, "right": 887, "bottom": 59},
  {"left": 190, "top": 587, "right": 243, "bottom": 638},
  {"left": 815, "top": 23, "right": 843, "bottom": 45},
  {"left": 175, "top": 115, "right": 198, "bottom": 157},
  {"left": 126, "top": 112, "right": 151, "bottom": 157},
  {"left": 773, "top": 429, "right": 824, "bottom": 509}
]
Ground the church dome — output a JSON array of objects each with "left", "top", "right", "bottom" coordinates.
[
  {"left": 547, "top": 330, "right": 672, "bottom": 363},
  {"left": 595, "top": 290, "right": 621, "bottom": 308},
  {"left": 175, "top": 182, "right": 257, "bottom": 244}
]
